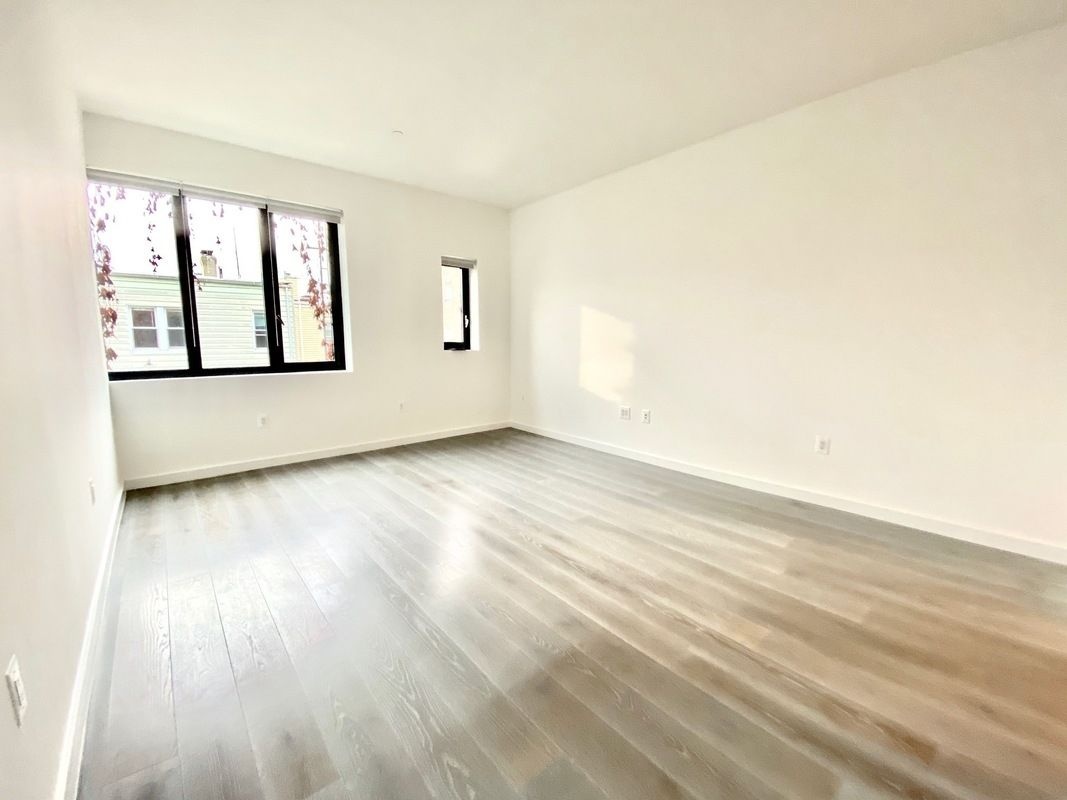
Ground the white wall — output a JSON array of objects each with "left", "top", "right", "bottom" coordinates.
[
  {"left": 0, "top": 2, "right": 123, "bottom": 798},
  {"left": 511, "top": 24, "right": 1067, "bottom": 558},
  {"left": 82, "top": 114, "right": 511, "bottom": 484}
]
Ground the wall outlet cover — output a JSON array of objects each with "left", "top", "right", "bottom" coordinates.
[{"left": 641, "top": 409, "right": 652, "bottom": 424}]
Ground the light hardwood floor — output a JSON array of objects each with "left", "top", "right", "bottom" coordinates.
[{"left": 77, "top": 429, "right": 1067, "bottom": 800}]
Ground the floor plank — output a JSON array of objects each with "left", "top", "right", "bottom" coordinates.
[{"left": 79, "top": 430, "right": 1067, "bottom": 800}]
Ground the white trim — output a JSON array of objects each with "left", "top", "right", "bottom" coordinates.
[
  {"left": 86, "top": 168, "right": 181, "bottom": 196},
  {"left": 267, "top": 200, "right": 342, "bottom": 225},
  {"left": 86, "top": 168, "right": 343, "bottom": 221},
  {"left": 124, "top": 422, "right": 511, "bottom": 489},
  {"left": 54, "top": 488, "right": 127, "bottom": 800},
  {"left": 441, "top": 255, "right": 477, "bottom": 269},
  {"left": 510, "top": 422, "right": 1067, "bottom": 566}
]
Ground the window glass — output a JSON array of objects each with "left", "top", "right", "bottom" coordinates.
[
  {"left": 442, "top": 265, "right": 468, "bottom": 348},
  {"left": 131, "top": 308, "right": 155, "bottom": 328},
  {"left": 271, "top": 213, "right": 335, "bottom": 363},
  {"left": 166, "top": 309, "right": 186, "bottom": 347},
  {"left": 186, "top": 198, "right": 269, "bottom": 368},
  {"left": 88, "top": 182, "right": 187, "bottom": 370}
]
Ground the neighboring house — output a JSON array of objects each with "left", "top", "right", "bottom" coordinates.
[{"left": 109, "top": 272, "right": 329, "bottom": 370}]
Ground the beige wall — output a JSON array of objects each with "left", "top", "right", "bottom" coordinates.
[
  {"left": 82, "top": 114, "right": 511, "bottom": 484},
  {"left": 0, "top": 1, "right": 122, "bottom": 798},
  {"left": 510, "top": 24, "right": 1067, "bottom": 560}
]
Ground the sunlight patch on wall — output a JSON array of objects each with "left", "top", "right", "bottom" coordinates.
[{"left": 578, "top": 306, "right": 634, "bottom": 404}]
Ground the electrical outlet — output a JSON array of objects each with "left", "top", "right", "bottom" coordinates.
[
  {"left": 814, "top": 435, "right": 831, "bottom": 455},
  {"left": 6, "top": 656, "right": 27, "bottom": 727},
  {"left": 640, "top": 409, "right": 651, "bottom": 424},
  {"left": 619, "top": 406, "right": 631, "bottom": 421},
  {"left": 399, "top": 400, "right": 405, "bottom": 412},
  {"left": 88, "top": 479, "right": 96, "bottom": 506},
  {"left": 257, "top": 414, "right": 268, "bottom": 429}
]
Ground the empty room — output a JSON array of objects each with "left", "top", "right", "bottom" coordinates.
[{"left": 3, "top": 1, "right": 1067, "bottom": 798}]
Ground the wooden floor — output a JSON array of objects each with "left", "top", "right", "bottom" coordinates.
[{"left": 77, "top": 429, "right": 1067, "bottom": 800}]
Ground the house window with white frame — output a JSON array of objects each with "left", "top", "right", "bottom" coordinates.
[
  {"left": 252, "top": 311, "right": 269, "bottom": 349},
  {"left": 131, "top": 306, "right": 184, "bottom": 350}
]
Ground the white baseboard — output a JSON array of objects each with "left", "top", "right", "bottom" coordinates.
[
  {"left": 124, "top": 422, "right": 511, "bottom": 490},
  {"left": 510, "top": 422, "right": 1067, "bottom": 566},
  {"left": 55, "top": 487, "right": 127, "bottom": 800}
]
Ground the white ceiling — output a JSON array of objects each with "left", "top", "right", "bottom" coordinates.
[{"left": 59, "top": 0, "right": 1067, "bottom": 208}]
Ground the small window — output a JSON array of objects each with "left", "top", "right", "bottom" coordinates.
[
  {"left": 442, "top": 257, "right": 473, "bottom": 351},
  {"left": 252, "top": 311, "right": 269, "bottom": 349},
  {"left": 131, "top": 307, "right": 159, "bottom": 349}
]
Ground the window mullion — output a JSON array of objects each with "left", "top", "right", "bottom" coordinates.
[
  {"left": 461, "top": 266, "right": 471, "bottom": 351},
  {"left": 260, "top": 208, "right": 284, "bottom": 367},
  {"left": 156, "top": 305, "right": 167, "bottom": 349},
  {"left": 173, "top": 193, "right": 203, "bottom": 373},
  {"left": 326, "top": 222, "right": 345, "bottom": 369}
]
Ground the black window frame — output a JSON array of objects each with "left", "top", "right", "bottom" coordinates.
[
  {"left": 442, "top": 261, "right": 472, "bottom": 351},
  {"left": 91, "top": 175, "right": 347, "bottom": 381}
]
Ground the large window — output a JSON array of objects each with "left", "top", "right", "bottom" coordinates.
[
  {"left": 442, "top": 256, "right": 474, "bottom": 351},
  {"left": 87, "top": 171, "right": 345, "bottom": 379}
]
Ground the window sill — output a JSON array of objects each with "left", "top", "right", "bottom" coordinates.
[{"left": 107, "top": 362, "right": 349, "bottom": 382}]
